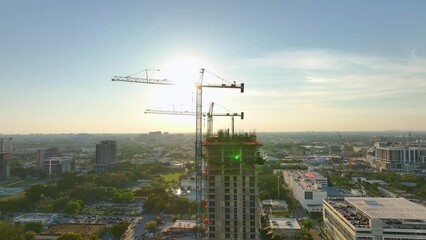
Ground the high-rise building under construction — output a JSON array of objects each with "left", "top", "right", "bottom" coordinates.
[{"left": 204, "top": 130, "right": 261, "bottom": 240}]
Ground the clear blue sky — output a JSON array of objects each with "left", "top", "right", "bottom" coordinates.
[{"left": 1, "top": 1, "right": 425, "bottom": 133}]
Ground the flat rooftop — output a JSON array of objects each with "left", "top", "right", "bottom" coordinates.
[
  {"left": 345, "top": 197, "right": 426, "bottom": 220},
  {"left": 170, "top": 220, "right": 196, "bottom": 229},
  {"left": 262, "top": 199, "right": 288, "bottom": 207},
  {"left": 268, "top": 218, "right": 301, "bottom": 230}
]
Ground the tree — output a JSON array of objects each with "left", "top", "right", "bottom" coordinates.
[
  {"left": 65, "top": 200, "right": 81, "bottom": 215},
  {"left": 301, "top": 219, "right": 312, "bottom": 233},
  {"left": 52, "top": 197, "right": 69, "bottom": 212},
  {"left": 113, "top": 191, "right": 134, "bottom": 203},
  {"left": 22, "top": 231, "right": 36, "bottom": 240},
  {"left": 108, "top": 221, "right": 129, "bottom": 239},
  {"left": 0, "top": 221, "right": 37, "bottom": 240},
  {"left": 144, "top": 220, "right": 157, "bottom": 231},
  {"left": 56, "top": 233, "right": 100, "bottom": 240},
  {"left": 0, "top": 221, "right": 22, "bottom": 240},
  {"left": 24, "top": 222, "right": 43, "bottom": 233},
  {"left": 25, "top": 184, "right": 45, "bottom": 201}
]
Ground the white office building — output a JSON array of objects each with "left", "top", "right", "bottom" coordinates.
[
  {"left": 283, "top": 170, "right": 327, "bottom": 213},
  {"left": 323, "top": 197, "right": 426, "bottom": 240}
]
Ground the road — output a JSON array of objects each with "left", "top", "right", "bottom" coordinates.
[{"left": 123, "top": 215, "right": 152, "bottom": 240}]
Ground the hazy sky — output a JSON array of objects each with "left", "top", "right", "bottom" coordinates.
[{"left": 1, "top": 1, "right": 425, "bottom": 134}]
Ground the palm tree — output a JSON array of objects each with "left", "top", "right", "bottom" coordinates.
[{"left": 301, "top": 219, "right": 312, "bottom": 232}]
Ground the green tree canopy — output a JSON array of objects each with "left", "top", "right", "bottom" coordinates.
[
  {"left": 144, "top": 220, "right": 157, "bottom": 231},
  {"left": 108, "top": 221, "right": 129, "bottom": 239},
  {"left": 65, "top": 200, "right": 82, "bottom": 215},
  {"left": 24, "top": 222, "right": 43, "bottom": 233}
]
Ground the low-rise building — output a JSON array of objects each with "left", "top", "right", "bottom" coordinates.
[
  {"left": 169, "top": 220, "right": 196, "bottom": 233},
  {"left": 261, "top": 199, "right": 288, "bottom": 214},
  {"left": 283, "top": 170, "right": 327, "bottom": 213},
  {"left": 323, "top": 197, "right": 426, "bottom": 240},
  {"left": 265, "top": 218, "right": 303, "bottom": 240}
]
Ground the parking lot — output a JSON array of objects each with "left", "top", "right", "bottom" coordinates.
[
  {"left": 56, "top": 214, "right": 135, "bottom": 226},
  {"left": 84, "top": 201, "right": 144, "bottom": 216}
]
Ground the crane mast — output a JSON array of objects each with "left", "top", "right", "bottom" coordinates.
[
  {"left": 195, "top": 68, "right": 244, "bottom": 238},
  {"left": 207, "top": 102, "right": 214, "bottom": 137}
]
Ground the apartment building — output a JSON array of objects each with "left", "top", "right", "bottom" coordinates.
[{"left": 94, "top": 140, "right": 117, "bottom": 172}]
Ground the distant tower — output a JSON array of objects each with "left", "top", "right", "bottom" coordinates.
[
  {"left": 204, "top": 130, "right": 261, "bottom": 240},
  {"left": 0, "top": 138, "right": 12, "bottom": 180},
  {"left": 94, "top": 140, "right": 117, "bottom": 172},
  {"left": 0, "top": 152, "right": 11, "bottom": 180},
  {"left": 0, "top": 138, "right": 13, "bottom": 152},
  {"left": 36, "top": 148, "right": 60, "bottom": 169}
]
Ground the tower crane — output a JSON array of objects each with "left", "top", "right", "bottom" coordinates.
[
  {"left": 113, "top": 68, "right": 243, "bottom": 239},
  {"left": 337, "top": 131, "right": 353, "bottom": 170}
]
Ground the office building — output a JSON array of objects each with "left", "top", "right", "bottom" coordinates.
[
  {"left": 323, "top": 197, "right": 426, "bottom": 240},
  {"left": 283, "top": 170, "right": 327, "bottom": 213},
  {"left": 374, "top": 147, "right": 426, "bottom": 172},
  {"left": 0, "top": 152, "right": 11, "bottom": 180},
  {"left": 204, "top": 130, "right": 261, "bottom": 240},
  {"left": 43, "top": 157, "right": 74, "bottom": 176},
  {"left": 36, "top": 148, "right": 60, "bottom": 169},
  {"left": 94, "top": 140, "right": 117, "bottom": 172}
]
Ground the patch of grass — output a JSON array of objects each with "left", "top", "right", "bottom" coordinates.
[{"left": 0, "top": 180, "right": 24, "bottom": 188}]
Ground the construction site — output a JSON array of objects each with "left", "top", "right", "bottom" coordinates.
[{"left": 113, "top": 68, "right": 263, "bottom": 239}]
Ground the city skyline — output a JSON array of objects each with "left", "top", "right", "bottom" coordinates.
[{"left": 1, "top": 1, "right": 425, "bottom": 134}]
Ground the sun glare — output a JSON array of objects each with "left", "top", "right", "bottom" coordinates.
[
  {"left": 163, "top": 56, "right": 206, "bottom": 86},
  {"left": 149, "top": 56, "right": 235, "bottom": 132}
]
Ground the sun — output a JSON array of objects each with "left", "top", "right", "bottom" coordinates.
[
  {"left": 162, "top": 56, "right": 206, "bottom": 87},
  {"left": 150, "top": 56, "right": 207, "bottom": 110}
]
